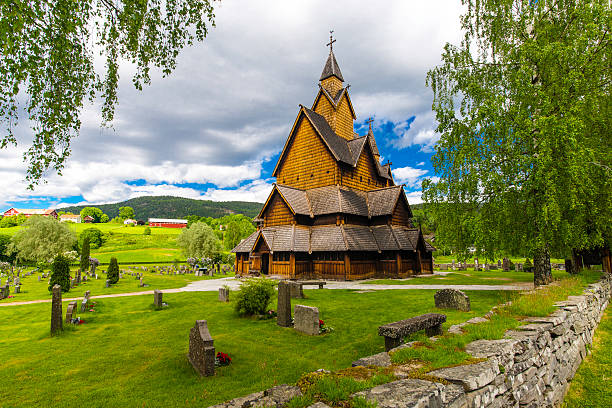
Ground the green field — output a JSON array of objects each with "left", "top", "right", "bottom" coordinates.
[
  {"left": 366, "top": 268, "right": 574, "bottom": 286},
  {"left": 0, "top": 288, "right": 508, "bottom": 407},
  {"left": 433, "top": 254, "right": 565, "bottom": 264},
  {"left": 0, "top": 266, "right": 232, "bottom": 304}
]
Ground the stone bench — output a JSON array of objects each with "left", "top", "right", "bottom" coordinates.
[
  {"left": 378, "top": 313, "right": 447, "bottom": 351},
  {"left": 297, "top": 281, "right": 326, "bottom": 289}
]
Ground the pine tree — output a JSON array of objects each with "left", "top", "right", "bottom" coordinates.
[
  {"left": 80, "top": 236, "right": 90, "bottom": 274},
  {"left": 49, "top": 255, "right": 70, "bottom": 293},
  {"left": 107, "top": 257, "right": 119, "bottom": 284}
]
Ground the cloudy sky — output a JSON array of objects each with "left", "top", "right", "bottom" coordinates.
[{"left": 0, "top": 0, "right": 464, "bottom": 212}]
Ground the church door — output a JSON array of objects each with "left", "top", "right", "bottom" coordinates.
[{"left": 261, "top": 253, "right": 269, "bottom": 275}]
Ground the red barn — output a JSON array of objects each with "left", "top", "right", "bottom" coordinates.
[
  {"left": 148, "top": 218, "right": 188, "bottom": 228},
  {"left": 3, "top": 208, "right": 58, "bottom": 219}
]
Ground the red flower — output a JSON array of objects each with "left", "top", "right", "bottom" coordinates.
[{"left": 319, "top": 319, "right": 325, "bottom": 327}]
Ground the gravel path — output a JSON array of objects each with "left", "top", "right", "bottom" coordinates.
[{"left": 0, "top": 276, "right": 529, "bottom": 307}]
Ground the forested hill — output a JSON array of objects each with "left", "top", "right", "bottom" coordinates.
[{"left": 58, "top": 196, "right": 263, "bottom": 219}]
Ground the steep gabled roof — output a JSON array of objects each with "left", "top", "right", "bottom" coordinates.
[
  {"left": 320, "top": 51, "right": 344, "bottom": 82},
  {"left": 315, "top": 86, "right": 357, "bottom": 120}
]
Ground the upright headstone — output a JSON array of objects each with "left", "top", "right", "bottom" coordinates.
[
  {"left": 277, "top": 281, "right": 292, "bottom": 327},
  {"left": 139, "top": 277, "right": 144, "bottom": 287},
  {"left": 439, "top": 264, "right": 448, "bottom": 271},
  {"left": 188, "top": 320, "right": 215, "bottom": 376},
  {"left": 38, "top": 275, "right": 41, "bottom": 282},
  {"left": 452, "top": 260, "right": 456, "bottom": 270},
  {"left": 288, "top": 282, "right": 304, "bottom": 299},
  {"left": 517, "top": 263, "right": 523, "bottom": 271},
  {"left": 294, "top": 305, "right": 320, "bottom": 335},
  {"left": 65, "top": 301, "right": 77, "bottom": 323},
  {"left": 218, "top": 287, "right": 229, "bottom": 302},
  {"left": 51, "top": 284, "right": 63, "bottom": 335},
  {"left": 474, "top": 258, "right": 479, "bottom": 271},
  {"left": 153, "top": 290, "right": 163, "bottom": 308},
  {"left": 497, "top": 259, "right": 502, "bottom": 268},
  {"left": 484, "top": 264, "right": 490, "bottom": 271},
  {"left": 502, "top": 258, "right": 509, "bottom": 272},
  {"left": 105, "top": 280, "right": 110, "bottom": 288},
  {"left": 14, "top": 284, "right": 20, "bottom": 294},
  {"left": 434, "top": 289, "right": 471, "bottom": 312}
]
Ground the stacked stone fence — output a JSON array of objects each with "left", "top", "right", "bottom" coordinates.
[{"left": 209, "top": 275, "right": 610, "bottom": 408}]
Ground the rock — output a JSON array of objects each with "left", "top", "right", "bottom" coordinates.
[
  {"left": 429, "top": 360, "right": 499, "bottom": 391},
  {"left": 434, "top": 289, "right": 471, "bottom": 312},
  {"left": 352, "top": 378, "right": 464, "bottom": 408},
  {"left": 188, "top": 320, "right": 215, "bottom": 376},
  {"left": 294, "top": 305, "right": 319, "bottom": 335},
  {"left": 306, "top": 403, "right": 331, "bottom": 408},
  {"left": 352, "top": 352, "right": 391, "bottom": 367},
  {"left": 277, "top": 281, "right": 292, "bottom": 327}
]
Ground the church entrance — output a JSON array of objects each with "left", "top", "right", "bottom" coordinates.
[{"left": 261, "top": 253, "right": 269, "bottom": 275}]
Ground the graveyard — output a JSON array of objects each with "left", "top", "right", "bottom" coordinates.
[{"left": 0, "top": 262, "right": 607, "bottom": 407}]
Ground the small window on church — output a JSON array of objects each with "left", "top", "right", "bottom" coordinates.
[
  {"left": 311, "top": 173, "right": 314, "bottom": 178},
  {"left": 360, "top": 176, "right": 363, "bottom": 182},
  {"left": 297, "top": 176, "right": 299, "bottom": 181},
  {"left": 327, "top": 170, "right": 330, "bottom": 174}
]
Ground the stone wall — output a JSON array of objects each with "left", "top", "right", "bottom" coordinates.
[
  {"left": 357, "top": 276, "right": 611, "bottom": 408},
  {"left": 209, "top": 276, "right": 611, "bottom": 408}
]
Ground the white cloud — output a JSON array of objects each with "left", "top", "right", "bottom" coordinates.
[
  {"left": 392, "top": 166, "right": 429, "bottom": 188},
  {"left": 417, "top": 161, "right": 425, "bottom": 166},
  {"left": 201, "top": 179, "right": 273, "bottom": 203},
  {"left": 390, "top": 111, "right": 440, "bottom": 152},
  {"left": 404, "top": 190, "right": 424, "bottom": 205}
]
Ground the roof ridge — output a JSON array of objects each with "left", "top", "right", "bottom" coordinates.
[
  {"left": 389, "top": 226, "right": 403, "bottom": 250},
  {"left": 336, "top": 185, "right": 343, "bottom": 214}
]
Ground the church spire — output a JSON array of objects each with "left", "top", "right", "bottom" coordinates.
[{"left": 320, "top": 31, "right": 344, "bottom": 82}]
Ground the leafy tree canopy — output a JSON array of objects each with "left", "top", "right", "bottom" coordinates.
[
  {"left": 0, "top": 0, "right": 216, "bottom": 187},
  {"left": 79, "top": 207, "right": 107, "bottom": 223},
  {"left": 224, "top": 218, "right": 256, "bottom": 250},
  {"left": 79, "top": 227, "right": 104, "bottom": 249},
  {"left": 424, "top": 0, "right": 611, "bottom": 285},
  {"left": 0, "top": 214, "right": 27, "bottom": 228},
  {"left": 0, "top": 233, "right": 16, "bottom": 263},
  {"left": 118, "top": 206, "right": 135, "bottom": 220},
  {"left": 8, "top": 216, "right": 76, "bottom": 262},
  {"left": 176, "top": 221, "right": 221, "bottom": 259}
]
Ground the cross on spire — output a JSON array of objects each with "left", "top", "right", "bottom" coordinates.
[
  {"left": 366, "top": 117, "right": 374, "bottom": 133},
  {"left": 326, "top": 30, "right": 336, "bottom": 53}
]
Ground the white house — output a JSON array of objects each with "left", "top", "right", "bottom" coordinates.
[{"left": 59, "top": 214, "right": 81, "bottom": 223}]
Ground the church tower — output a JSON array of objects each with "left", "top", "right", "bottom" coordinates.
[{"left": 232, "top": 35, "right": 434, "bottom": 280}]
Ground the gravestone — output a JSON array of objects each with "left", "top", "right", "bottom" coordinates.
[
  {"left": 439, "top": 264, "right": 448, "bottom": 271},
  {"left": 517, "top": 263, "right": 523, "bottom": 271},
  {"left": 65, "top": 301, "right": 77, "bottom": 323},
  {"left": 80, "top": 297, "right": 89, "bottom": 312},
  {"left": 484, "top": 264, "right": 490, "bottom": 271},
  {"left": 474, "top": 258, "right": 479, "bottom": 270},
  {"left": 218, "top": 287, "right": 229, "bottom": 302},
  {"left": 153, "top": 290, "right": 163, "bottom": 308},
  {"left": 294, "top": 305, "right": 319, "bottom": 335},
  {"left": 288, "top": 282, "right": 304, "bottom": 299},
  {"left": 1, "top": 284, "right": 8, "bottom": 299},
  {"left": 277, "top": 281, "right": 292, "bottom": 327},
  {"left": 188, "top": 320, "right": 215, "bottom": 377},
  {"left": 434, "top": 289, "right": 471, "bottom": 312},
  {"left": 497, "top": 260, "right": 502, "bottom": 268},
  {"left": 105, "top": 280, "right": 110, "bottom": 288},
  {"left": 502, "top": 258, "right": 509, "bottom": 272},
  {"left": 452, "top": 260, "right": 456, "bottom": 270},
  {"left": 14, "top": 284, "right": 20, "bottom": 294},
  {"left": 139, "top": 277, "right": 144, "bottom": 287},
  {"left": 38, "top": 276, "right": 41, "bottom": 281},
  {"left": 51, "top": 284, "right": 63, "bottom": 334}
]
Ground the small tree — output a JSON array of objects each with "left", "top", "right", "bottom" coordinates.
[
  {"left": 143, "top": 227, "right": 151, "bottom": 236},
  {"left": 8, "top": 216, "right": 76, "bottom": 263},
  {"left": 80, "top": 236, "right": 90, "bottom": 273},
  {"left": 79, "top": 228, "right": 104, "bottom": 249},
  {"left": 176, "top": 222, "right": 222, "bottom": 260},
  {"left": 107, "top": 257, "right": 119, "bottom": 284},
  {"left": 234, "top": 278, "right": 277, "bottom": 316},
  {"left": 49, "top": 254, "right": 71, "bottom": 293},
  {"left": 119, "top": 206, "right": 135, "bottom": 220}
]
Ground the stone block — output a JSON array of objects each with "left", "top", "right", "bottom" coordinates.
[
  {"left": 276, "top": 281, "right": 292, "bottom": 327},
  {"left": 294, "top": 305, "right": 319, "bottom": 335},
  {"left": 352, "top": 378, "right": 463, "bottom": 408},
  {"left": 434, "top": 289, "right": 471, "bottom": 312},
  {"left": 352, "top": 352, "right": 391, "bottom": 367},
  {"left": 50, "top": 284, "right": 63, "bottom": 335},
  {"left": 188, "top": 320, "right": 215, "bottom": 376},
  {"left": 429, "top": 360, "right": 499, "bottom": 391},
  {"left": 154, "top": 290, "right": 163, "bottom": 308},
  {"left": 65, "top": 301, "right": 77, "bottom": 323},
  {"left": 289, "top": 282, "right": 304, "bottom": 298},
  {"left": 218, "top": 287, "right": 229, "bottom": 302}
]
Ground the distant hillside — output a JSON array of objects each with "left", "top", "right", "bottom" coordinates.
[{"left": 58, "top": 196, "right": 263, "bottom": 220}]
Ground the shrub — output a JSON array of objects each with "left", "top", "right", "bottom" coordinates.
[
  {"left": 234, "top": 278, "right": 277, "bottom": 316},
  {"left": 107, "top": 257, "right": 120, "bottom": 284},
  {"left": 80, "top": 236, "right": 91, "bottom": 272},
  {"left": 508, "top": 260, "right": 515, "bottom": 271},
  {"left": 79, "top": 228, "right": 104, "bottom": 249},
  {"left": 49, "top": 254, "right": 71, "bottom": 292},
  {"left": 143, "top": 227, "right": 151, "bottom": 235},
  {"left": 524, "top": 258, "right": 533, "bottom": 272}
]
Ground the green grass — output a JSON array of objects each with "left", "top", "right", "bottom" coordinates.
[
  {"left": 0, "top": 222, "right": 184, "bottom": 236},
  {"left": 365, "top": 268, "right": 572, "bottom": 286},
  {"left": 0, "top": 266, "right": 232, "bottom": 304},
  {"left": 433, "top": 254, "right": 565, "bottom": 264},
  {"left": 563, "top": 306, "right": 612, "bottom": 408},
  {"left": 0, "top": 288, "right": 508, "bottom": 407}
]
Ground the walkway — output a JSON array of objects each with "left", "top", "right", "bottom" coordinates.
[{"left": 0, "top": 276, "right": 530, "bottom": 307}]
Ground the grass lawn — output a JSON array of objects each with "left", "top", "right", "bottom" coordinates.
[
  {"left": 91, "top": 247, "right": 184, "bottom": 263},
  {"left": 0, "top": 288, "right": 509, "bottom": 407},
  {"left": 433, "top": 254, "right": 565, "bottom": 264},
  {"left": 365, "top": 268, "right": 573, "bottom": 286},
  {"left": 0, "top": 223, "right": 185, "bottom": 236},
  {"left": 563, "top": 306, "right": 612, "bottom": 408},
  {"left": 0, "top": 266, "right": 233, "bottom": 304}
]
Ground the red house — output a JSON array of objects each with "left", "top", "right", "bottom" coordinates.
[
  {"left": 148, "top": 218, "right": 188, "bottom": 228},
  {"left": 3, "top": 208, "right": 58, "bottom": 219}
]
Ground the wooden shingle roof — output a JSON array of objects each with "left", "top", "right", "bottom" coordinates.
[
  {"left": 320, "top": 51, "right": 344, "bottom": 82},
  {"left": 232, "top": 225, "right": 427, "bottom": 253}
]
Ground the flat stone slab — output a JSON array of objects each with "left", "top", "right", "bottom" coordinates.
[
  {"left": 429, "top": 360, "right": 500, "bottom": 391},
  {"left": 352, "top": 352, "right": 391, "bottom": 367},
  {"left": 465, "top": 339, "right": 521, "bottom": 359},
  {"left": 434, "top": 288, "right": 471, "bottom": 311},
  {"left": 378, "top": 313, "right": 447, "bottom": 339},
  {"left": 352, "top": 378, "right": 466, "bottom": 408}
]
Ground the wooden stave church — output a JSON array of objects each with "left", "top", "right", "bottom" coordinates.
[{"left": 232, "top": 45, "right": 434, "bottom": 280}]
